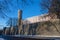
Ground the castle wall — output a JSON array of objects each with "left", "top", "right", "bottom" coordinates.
[{"left": 23, "top": 14, "right": 51, "bottom": 24}]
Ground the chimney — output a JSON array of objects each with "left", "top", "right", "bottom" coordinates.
[{"left": 18, "top": 10, "right": 22, "bottom": 34}]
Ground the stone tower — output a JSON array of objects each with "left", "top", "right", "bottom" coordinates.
[{"left": 18, "top": 10, "right": 22, "bottom": 35}]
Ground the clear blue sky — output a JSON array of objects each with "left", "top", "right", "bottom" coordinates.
[{"left": 0, "top": 0, "right": 48, "bottom": 29}]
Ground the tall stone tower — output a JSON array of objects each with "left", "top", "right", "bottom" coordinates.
[{"left": 18, "top": 10, "right": 22, "bottom": 35}]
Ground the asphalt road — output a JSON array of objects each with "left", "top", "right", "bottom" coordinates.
[{"left": 0, "top": 35, "right": 60, "bottom": 40}]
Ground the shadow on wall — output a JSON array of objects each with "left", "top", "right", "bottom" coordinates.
[
  {"left": 22, "top": 19, "right": 60, "bottom": 35},
  {"left": 28, "top": 23, "right": 38, "bottom": 35},
  {"left": 22, "top": 20, "right": 39, "bottom": 35}
]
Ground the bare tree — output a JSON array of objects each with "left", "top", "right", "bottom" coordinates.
[
  {"left": 40, "top": 0, "right": 60, "bottom": 19},
  {"left": 40, "top": 0, "right": 60, "bottom": 34},
  {"left": 40, "top": 0, "right": 52, "bottom": 12},
  {"left": 50, "top": 0, "right": 60, "bottom": 18},
  {"left": 0, "top": 0, "right": 33, "bottom": 19},
  {"left": 6, "top": 18, "right": 17, "bottom": 27}
]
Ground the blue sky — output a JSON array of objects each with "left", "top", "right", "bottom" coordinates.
[
  {"left": 0, "top": 0, "right": 48, "bottom": 29},
  {"left": 3, "top": 0, "right": 48, "bottom": 19}
]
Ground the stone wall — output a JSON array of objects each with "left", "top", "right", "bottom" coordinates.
[
  {"left": 22, "top": 19, "right": 60, "bottom": 36},
  {"left": 23, "top": 13, "right": 57, "bottom": 24}
]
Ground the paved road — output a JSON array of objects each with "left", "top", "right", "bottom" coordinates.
[{"left": 0, "top": 35, "right": 60, "bottom": 40}]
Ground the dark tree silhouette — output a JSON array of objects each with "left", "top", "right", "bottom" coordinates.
[
  {"left": 40, "top": 0, "right": 60, "bottom": 19},
  {"left": 50, "top": 0, "right": 60, "bottom": 18}
]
